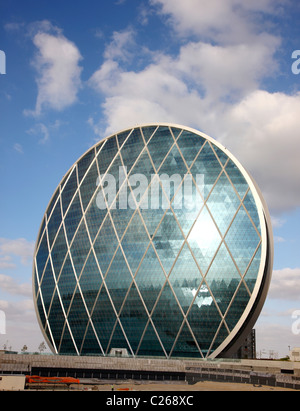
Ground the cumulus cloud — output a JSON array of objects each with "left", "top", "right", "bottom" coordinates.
[
  {"left": 150, "top": 0, "right": 283, "bottom": 44},
  {"left": 88, "top": 0, "right": 300, "bottom": 213},
  {"left": 176, "top": 38, "right": 279, "bottom": 101},
  {"left": 89, "top": 32, "right": 279, "bottom": 120},
  {"left": 104, "top": 28, "right": 137, "bottom": 63},
  {"left": 221, "top": 90, "right": 300, "bottom": 211},
  {"left": 25, "top": 21, "right": 83, "bottom": 116}
]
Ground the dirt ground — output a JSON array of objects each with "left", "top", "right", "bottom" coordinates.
[{"left": 77, "top": 380, "right": 294, "bottom": 391}]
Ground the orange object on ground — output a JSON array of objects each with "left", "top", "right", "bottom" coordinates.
[{"left": 26, "top": 375, "right": 80, "bottom": 384}]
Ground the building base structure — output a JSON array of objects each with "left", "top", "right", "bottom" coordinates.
[{"left": 1, "top": 352, "right": 299, "bottom": 390}]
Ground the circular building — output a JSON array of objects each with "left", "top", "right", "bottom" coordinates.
[{"left": 33, "top": 124, "right": 273, "bottom": 358}]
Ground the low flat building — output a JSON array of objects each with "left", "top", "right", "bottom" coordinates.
[{"left": 290, "top": 348, "right": 300, "bottom": 362}]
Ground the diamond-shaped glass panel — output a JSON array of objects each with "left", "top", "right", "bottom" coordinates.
[
  {"left": 142, "top": 125, "right": 158, "bottom": 142},
  {"left": 187, "top": 293, "right": 223, "bottom": 357},
  {"left": 81, "top": 322, "right": 103, "bottom": 355},
  {"left": 117, "top": 129, "right": 132, "bottom": 148},
  {"left": 139, "top": 174, "right": 167, "bottom": 235},
  {"left": 57, "top": 254, "right": 77, "bottom": 314},
  {"left": 64, "top": 192, "right": 83, "bottom": 244},
  {"left": 147, "top": 126, "right": 175, "bottom": 171},
  {"left": 205, "top": 243, "right": 241, "bottom": 316},
  {"left": 170, "top": 126, "right": 182, "bottom": 139},
  {"left": 93, "top": 215, "right": 119, "bottom": 275},
  {"left": 92, "top": 286, "right": 117, "bottom": 353},
  {"left": 36, "top": 231, "right": 49, "bottom": 282},
  {"left": 59, "top": 325, "right": 77, "bottom": 355},
  {"left": 225, "top": 159, "right": 249, "bottom": 200},
  {"left": 209, "top": 322, "right": 230, "bottom": 355},
  {"left": 70, "top": 220, "right": 91, "bottom": 276},
  {"left": 110, "top": 189, "right": 135, "bottom": 239},
  {"left": 152, "top": 209, "right": 185, "bottom": 274},
  {"left": 225, "top": 282, "right": 250, "bottom": 331},
  {"left": 206, "top": 172, "right": 241, "bottom": 236},
  {"left": 61, "top": 167, "right": 77, "bottom": 215},
  {"left": 134, "top": 243, "right": 166, "bottom": 313},
  {"left": 119, "top": 284, "right": 149, "bottom": 354},
  {"left": 97, "top": 135, "right": 118, "bottom": 176},
  {"left": 172, "top": 174, "right": 204, "bottom": 236},
  {"left": 104, "top": 247, "right": 133, "bottom": 313},
  {"left": 51, "top": 225, "right": 68, "bottom": 280},
  {"left": 36, "top": 293, "right": 46, "bottom": 329},
  {"left": 107, "top": 320, "right": 132, "bottom": 355},
  {"left": 151, "top": 282, "right": 184, "bottom": 356},
  {"left": 121, "top": 211, "right": 150, "bottom": 274},
  {"left": 67, "top": 291, "right": 89, "bottom": 353},
  {"left": 137, "top": 320, "right": 165, "bottom": 357},
  {"left": 176, "top": 130, "right": 206, "bottom": 167},
  {"left": 126, "top": 149, "right": 155, "bottom": 210},
  {"left": 47, "top": 196, "right": 62, "bottom": 248},
  {"left": 79, "top": 251, "right": 102, "bottom": 312},
  {"left": 41, "top": 259, "right": 55, "bottom": 317},
  {"left": 169, "top": 243, "right": 202, "bottom": 313},
  {"left": 211, "top": 144, "right": 229, "bottom": 166},
  {"left": 244, "top": 243, "right": 262, "bottom": 293},
  {"left": 171, "top": 320, "right": 201, "bottom": 358},
  {"left": 85, "top": 198, "right": 108, "bottom": 242},
  {"left": 120, "top": 128, "right": 145, "bottom": 173},
  {"left": 48, "top": 289, "right": 65, "bottom": 350},
  {"left": 77, "top": 148, "right": 95, "bottom": 185},
  {"left": 191, "top": 142, "right": 222, "bottom": 199},
  {"left": 187, "top": 206, "right": 222, "bottom": 274},
  {"left": 243, "top": 190, "right": 261, "bottom": 233},
  {"left": 225, "top": 206, "right": 260, "bottom": 275},
  {"left": 80, "top": 161, "right": 99, "bottom": 211}
]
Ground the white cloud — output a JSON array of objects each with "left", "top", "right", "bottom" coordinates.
[
  {"left": 4, "top": 22, "right": 25, "bottom": 32},
  {"left": 0, "top": 274, "right": 32, "bottom": 297},
  {"left": 88, "top": 1, "right": 300, "bottom": 213},
  {"left": 271, "top": 216, "right": 286, "bottom": 228},
  {"left": 0, "top": 255, "right": 15, "bottom": 270},
  {"left": 25, "top": 22, "right": 83, "bottom": 116},
  {"left": 0, "top": 238, "right": 35, "bottom": 267},
  {"left": 255, "top": 321, "right": 298, "bottom": 358},
  {"left": 90, "top": 31, "right": 279, "bottom": 109},
  {"left": 13, "top": 143, "right": 23, "bottom": 154},
  {"left": 222, "top": 90, "right": 300, "bottom": 211},
  {"left": 268, "top": 268, "right": 300, "bottom": 301},
  {"left": 26, "top": 122, "right": 50, "bottom": 144},
  {"left": 91, "top": 68, "right": 300, "bottom": 213},
  {"left": 150, "top": 0, "right": 282, "bottom": 44},
  {"left": 175, "top": 38, "right": 279, "bottom": 101},
  {"left": 0, "top": 299, "right": 46, "bottom": 352},
  {"left": 274, "top": 236, "right": 286, "bottom": 244},
  {"left": 104, "top": 28, "right": 137, "bottom": 63}
]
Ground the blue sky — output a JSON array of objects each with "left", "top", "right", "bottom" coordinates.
[{"left": 0, "top": 0, "right": 300, "bottom": 357}]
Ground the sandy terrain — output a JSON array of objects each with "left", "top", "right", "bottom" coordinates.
[{"left": 78, "top": 380, "right": 294, "bottom": 391}]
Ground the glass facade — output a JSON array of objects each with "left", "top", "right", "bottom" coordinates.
[{"left": 33, "top": 124, "right": 273, "bottom": 358}]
